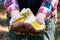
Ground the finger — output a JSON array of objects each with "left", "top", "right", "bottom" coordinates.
[{"left": 10, "top": 17, "right": 16, "bottom": 25}]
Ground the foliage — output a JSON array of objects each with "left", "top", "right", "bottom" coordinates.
[{"left": 0, "top": 4, "right": 6, "bottom": 13}]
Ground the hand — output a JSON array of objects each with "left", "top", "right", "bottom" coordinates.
[
  {"left": 10, "top": 10, "right": 23, "bottom": 25},
  {"left": 11, "top": 10, "right": 20, "bottom": 18},
  {"left": 9, "top": 10, "right": 23, "bottom": 30},
  {"left": 36, "top": 13, "right": 46, "bottom": 24}
]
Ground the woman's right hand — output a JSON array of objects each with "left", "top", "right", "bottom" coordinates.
[{"left": 9, "top": 10, "right": 23, "bottom": 30}]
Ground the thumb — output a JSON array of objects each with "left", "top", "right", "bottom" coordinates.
[{"left": 10, "top": 17, "right": 16, "bottom": 25}]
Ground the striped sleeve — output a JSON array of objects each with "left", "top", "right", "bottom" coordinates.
[
  {"left": 4, "top": 0, "right": 19, "bottom": 13},
  {"left": 38, "top": 0, "right": 59, "bottom": 19}
]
